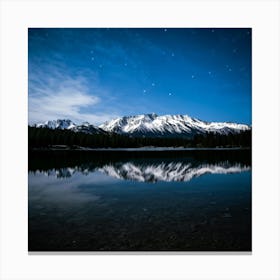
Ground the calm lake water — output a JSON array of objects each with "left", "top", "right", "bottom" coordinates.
[{"left": 28, "top": 149, "right": 251, "bottom": 251}]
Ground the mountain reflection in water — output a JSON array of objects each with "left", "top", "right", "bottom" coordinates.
[
  {"left": 30, "top": 154, "right": 251, "bottom": 183},
  {"left": 29, "top": 150, "right": 251, "bottom": 251}
]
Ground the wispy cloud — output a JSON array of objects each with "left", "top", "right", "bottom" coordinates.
[
  {"left": 28, "top": 29, "right": 171, "bottom": 126},
  {"left": 28, "top": 67, "right": 119, "bottom": 125}
]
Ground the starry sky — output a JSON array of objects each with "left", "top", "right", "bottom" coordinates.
[{"left": 28, "top": 28, "right": 251, "bottom": 125}]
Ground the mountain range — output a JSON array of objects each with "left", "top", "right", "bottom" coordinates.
[{"left": 34, "top": 113, "right": 251, "bottom": 138}]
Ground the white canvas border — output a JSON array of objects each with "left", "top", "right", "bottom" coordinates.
[{"left": 0, "top": 0, "right": 280, "bottom": 280}]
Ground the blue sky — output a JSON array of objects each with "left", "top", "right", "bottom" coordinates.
[{"left": 28, "top": 28, "right": 251, "bottom": 125}]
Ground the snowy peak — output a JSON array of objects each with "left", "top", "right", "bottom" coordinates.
[
  {"left": 35, "top": 119, "right": 76, "bottom": 130},
  {"left": 99, "top": 113, "right": 159, "bottom": 134},
  {"left": 99, "top": 114, "right": 250, "bottom": 137},
  {"left": 34, "top": 119, "right": 106, "bottom": 135}
]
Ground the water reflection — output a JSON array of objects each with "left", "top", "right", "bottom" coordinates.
[
  {"left": 100, "top": 161, "right": 250, "bottom": 182},
  {"left": 31, "top": 160, "right": 250, "bottom": 183},
  {"left": 28, "top": 150, "right": 252, "bottom": 251}
]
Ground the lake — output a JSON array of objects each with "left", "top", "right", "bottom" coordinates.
[{"left": 28, "top": 149, "right": 251, "bottom": 252}]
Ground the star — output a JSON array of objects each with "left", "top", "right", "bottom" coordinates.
[
  {"left": 191, "top": 75, "right": 195, "bottom": 79},
  {"left": 91, "top": 57, "right": 94, "bottom": 61},
  {"left": 164, "top": 28, "right": 167, "bottom": 32},
  {"left": 211, "top": 29, "right": 215, "bottom": 33},
  {"left": 208, "top": 71, "right": 212, "bottom": 75},
  {"left": 152, "top": 83, "right": 155, "bottom": 86},
  {"left": 171, "top": 52, "right": 175, "bottom": 57},
  {"left": 143, "top": 89, "right": 147, "bottom": 93},
  {"left": 168, "top": 92, "right": 172, "bottom": 96},
  {"left": 124, "top": 63, "right": 127, "bottom": 66}
]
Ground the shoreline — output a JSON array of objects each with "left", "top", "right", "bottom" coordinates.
[{"left": 30, "top": 146, "right": 251, "bottom": 152}]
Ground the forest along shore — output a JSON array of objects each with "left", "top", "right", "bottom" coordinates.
[{"left": 28, "top": 126, "right": 252, "bottom": 150}]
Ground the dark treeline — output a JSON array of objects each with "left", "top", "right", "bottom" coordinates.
[
  {"left": 29, "top": 149, "right": 252, "bottom": 172},
  {"left": 28, "top": 126, "right": 251, "bottom": 149}
]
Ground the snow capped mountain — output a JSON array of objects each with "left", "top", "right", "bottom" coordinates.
[
  {"left": 35, "top": 119, "right": 76, "bottom": 130},
  {"left": 33, "top": 113, "right": 251, "bottom": 138},
  {"left": 34, "top": 119, "right": 106, "bottom": 135},
  {"left": 99, "top": 114, "right": 251, "bottom": 137},
  {"left": 71, "top": 122, "right": 105, "bottom": 134}
]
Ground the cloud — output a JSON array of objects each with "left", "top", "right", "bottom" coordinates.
[
  {"left": 29, "top": 171, "right": 106, "bottom": 206},
  {"left": 29, "top": 70, "right": 119, "bottom": 125},
  {"left": 28, "top": 29, "right": 169, "bottom": 125}
]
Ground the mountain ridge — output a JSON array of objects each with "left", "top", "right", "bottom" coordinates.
[
  {"left": 34, "top": 113, "right": 251, "bottom": 138},
  {"left": 99, "top": 113, "right": 250, "bottom": 137},
  {"left": 35, "top": 119, "right": 107, "bottom": 135}
]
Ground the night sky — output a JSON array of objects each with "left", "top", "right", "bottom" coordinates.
[{"left": 28, "top": 28, "right": 251, "bottom": 125}]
